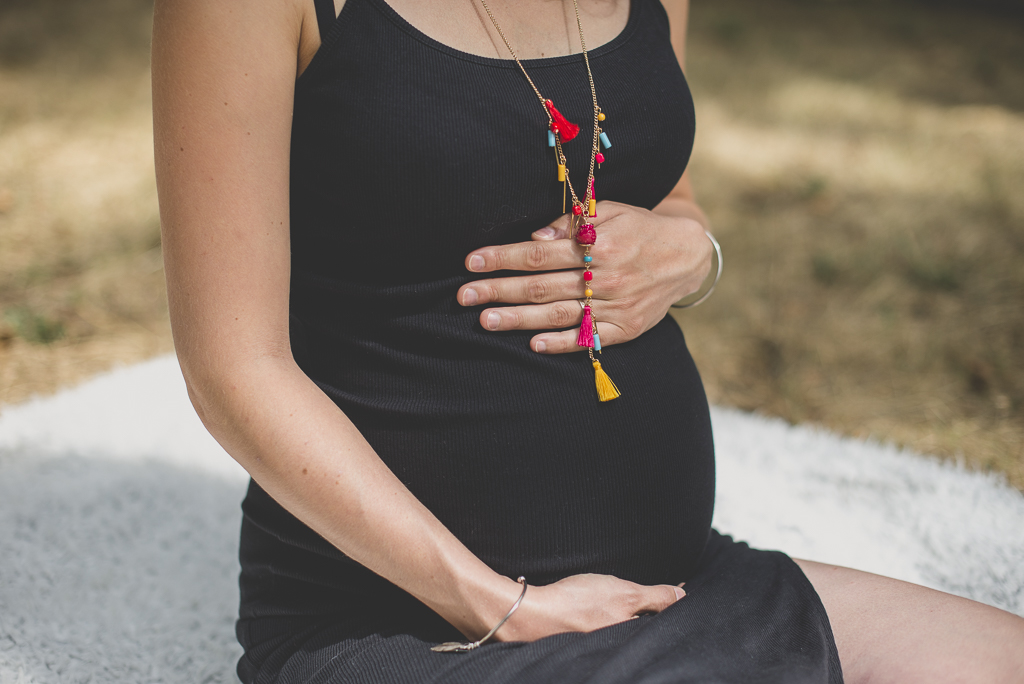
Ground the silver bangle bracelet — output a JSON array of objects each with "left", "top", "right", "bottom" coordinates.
[
  {"left": 431, "top": 576, "right": 528, "bottom": 653},
  {"left": 671, "top": 229, "right": 723, "bottom": 310}
]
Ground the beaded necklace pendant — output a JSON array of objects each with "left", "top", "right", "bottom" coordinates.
[
  {"left": 550, "top": 102, "right": 620, "bottom": 403},
  {"left": 479, "top": 0, "right": 620, "bottom": 402}
]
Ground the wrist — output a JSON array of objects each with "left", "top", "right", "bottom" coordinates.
[
  {"left": 651, "top": 195, "right": 710, "bottom": 231},
  {"left": 445, "top": 565, "right": 524, "bottom": 641},
  {"left": 670, "top": 226, "right": 722, "bottom": 309},
  {"left": 647, "top": 205, "right": 719, "bottom": 307},
  {"left": 473, "top": 573, "right": 526, "bottom": 641}
]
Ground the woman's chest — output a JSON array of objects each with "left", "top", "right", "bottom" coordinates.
[{"left": 289, "top": 0, "right": 693, "bottom": 282}]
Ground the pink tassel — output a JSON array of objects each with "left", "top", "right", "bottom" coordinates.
[{"left": 577, "top": 305, "right": 594, "bottom": 347}]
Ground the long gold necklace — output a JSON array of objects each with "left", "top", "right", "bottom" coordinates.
[{"left": 479, "top": 0, "right": 620, "bottom": 402}]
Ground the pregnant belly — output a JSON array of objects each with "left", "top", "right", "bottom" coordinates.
[
  {"left": 240, "top": 282, "right": 716, "bottom": 624},
  {"left": 299, "top": 308, "right": 717, "bottom": 588}
]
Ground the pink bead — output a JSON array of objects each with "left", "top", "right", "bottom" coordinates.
[
  {"left": 576, "top": 223, "right": 596, "bottom": 245},
  {"left": 583, "top": 270, "right": 593, "bottom": 281},
  {"left": 595, "top": 153, "right": 605, "bottom": 163}
]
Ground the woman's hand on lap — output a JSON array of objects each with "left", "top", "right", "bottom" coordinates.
[
  {"left": 483, "top": 572, "right": 686, "bottom": 642},
  {"left": 458, "top": 200, "right": 712, "bottom": 353}
]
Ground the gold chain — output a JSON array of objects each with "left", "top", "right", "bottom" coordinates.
[
  {"left": 475, "top": 0, "right": 621, "bottom": 401},
  {"left": 477, "top": 0, "right": 602, "bottom": 213}
]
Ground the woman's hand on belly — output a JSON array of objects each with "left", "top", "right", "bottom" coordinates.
[
  {"left": 492, "top": 572, "right": 687, "bottom": 642},
  {"left": 457, "top": 199, "right": 713, "bottom": 353}
]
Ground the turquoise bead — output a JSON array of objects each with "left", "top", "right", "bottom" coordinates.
[
  {"left": 584, "top": 255, "right": 593, "bottom": 263},
  {"left": 593, "top": 332, "right": 602, "bottom": 351},
  {"left": 548, "top": 130, "right": 556, "bottom": 147},
  {"left": 599, "top": 131, "right": 612, "bottom": 149}
]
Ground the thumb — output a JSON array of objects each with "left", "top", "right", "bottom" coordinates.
[
  {"left": 532, "top": 213, "right": 573, "bottom": 241},
  {"left": 636, "top": 585, "right": 686, "bottom": 616}
]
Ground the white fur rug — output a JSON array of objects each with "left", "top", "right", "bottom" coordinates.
[{"left": 0, "top": 355, "right": 1022, "bottom": 683}]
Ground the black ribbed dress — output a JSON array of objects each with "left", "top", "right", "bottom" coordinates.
[{"left": 235, "top": 0, "right": 843, "bottom": 681}]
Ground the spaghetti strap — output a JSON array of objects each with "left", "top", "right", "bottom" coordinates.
[{"left": 312, "top": 0, "right": 337, "bottom": 43}]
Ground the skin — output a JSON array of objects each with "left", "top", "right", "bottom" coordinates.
[{"left": 152, "top": 0, "right": 1024, "bottom": 679}]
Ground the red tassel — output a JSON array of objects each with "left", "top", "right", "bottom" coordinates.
[
  {"left": 545, "top": 99, "right": 580, "bottom": 142},
  {"left": 577, "top": 305, "right": 594, "bottom": 347}
]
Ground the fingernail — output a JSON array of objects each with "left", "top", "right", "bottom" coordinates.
[
  {"left": 462, "top": 288, "right": 478, "bottom": 306},
  {"left": 535, "top": 340, "right": 547, "bottom": 352},
  {"left": 468, "top": 255, "right": 485, "bottom": 271},
  {"left": 674, "top": 587, "right": 685, "bottom": 600},
  {"left": 534, "top": 226, "right": 556, "bottom": 239},
  {"left": 486, "top": 311, "right": 500, "bottom": 330}
]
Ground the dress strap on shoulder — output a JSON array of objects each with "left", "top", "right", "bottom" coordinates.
[{"left": 313, "top": 0, "right": 339, "bottom": 43}]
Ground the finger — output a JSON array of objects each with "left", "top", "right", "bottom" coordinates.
[
  {"left": 480, "top": 301, "right": 583, "bottom": 333},
  {"left": 531, "top": 320, "right": 625, "bottom": 354},
  {"left": 530, "top": 328, "right": 584, "bottom": 354},
  {"left": 634, "top": 585, "right": 686, "bottom": 616},
  {"left": 531, "top": 214, "right": 574, "bottom": 241},
  {"left": 466, "top": 238, "right": 581, "bottom": 273},
  {"left": 458, "top": 270, "right": 582, "bottom": 306}
]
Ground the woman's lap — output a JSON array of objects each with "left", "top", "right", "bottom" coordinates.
[
  {"left": 242, "top": 531, "right": 842, "bottom": 684},
  {"left": 796, "top": 559, "right": 1024, "bottom": 684}
]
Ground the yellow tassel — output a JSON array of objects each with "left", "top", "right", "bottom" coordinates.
[{"left": 593, "top": 360, "right": 620, "bottom": 402}]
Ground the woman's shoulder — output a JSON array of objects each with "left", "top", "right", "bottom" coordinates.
[{"left": 152, "top": 0, "right": 318, "bottom": 86}]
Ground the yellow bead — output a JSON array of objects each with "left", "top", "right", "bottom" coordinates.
[
  {"left": 598, "top": 112, "right": 606, "bottom": 121},
  {"left": 588, "top": 198, "right": 597, "bottom": 216},
  {"left": 585, "top": 288, "right": 593, "bottom": 297},
  {"left": 557, "top": 163, "right": 566, "bottom": 182}
]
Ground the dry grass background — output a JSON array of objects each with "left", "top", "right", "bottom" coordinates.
[
  {"left": 0, "top": 0, "right": 171, "bottom": 401},
  {"left": 678, "top": 0, "right": 1024, "bottom": 488},
  {"left": 0, "top": 0, "right": 1021, "bottom": 487}
]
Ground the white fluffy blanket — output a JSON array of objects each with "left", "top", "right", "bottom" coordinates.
[{"left": 1, "top": 356, "right": 1021, "bottom": 683}]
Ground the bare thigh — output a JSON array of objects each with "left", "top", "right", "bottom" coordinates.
[{"left": 795, "top": 559, "right": 1024, "bottom": 684}]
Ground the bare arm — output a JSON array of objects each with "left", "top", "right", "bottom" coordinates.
[
  {"left": 654, "top": 0, "right": 709, "bottom": 228},
  {"left": 152, "top": 0, "right": 517, "bottom": 639},
  {"left": 152, "top": 0, "right": 682, "bottom": 643}
]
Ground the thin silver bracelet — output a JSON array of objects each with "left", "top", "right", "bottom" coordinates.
[
  {"left": 671, "top": 229, "right": 723, "bottom": 309},
  {"left": 431, "top": 576, "right": 528, "bottom": 653}
]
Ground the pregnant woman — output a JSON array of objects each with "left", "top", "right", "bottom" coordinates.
[{"left": 151, "top": 0, "right": 1024, "bottom": 681}]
